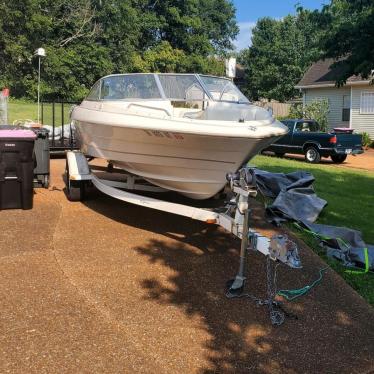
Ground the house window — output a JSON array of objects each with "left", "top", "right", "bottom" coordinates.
[
  {"left": 360, "top": 92, "right": 374, "bottom": 114},
  {"left": 342, "top": 95, "right": 350, "bottom": 122}
]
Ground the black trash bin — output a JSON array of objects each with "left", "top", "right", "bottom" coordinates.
[
  {"left": 0, "top": 127, "right": 36, "bottom": 210},
  {"left": 32, "top": 127, "right": 50, "bottom": 188}
]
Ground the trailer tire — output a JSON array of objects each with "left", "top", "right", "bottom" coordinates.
[
  {"left": 67, "top": 182, "right": 84, "bottom": 201},
  {"left": 65, "top": 160, "right": 85, "bottom": 201},
  {"left": 43, "top": 174, "right": 50, "bottom": 189}
]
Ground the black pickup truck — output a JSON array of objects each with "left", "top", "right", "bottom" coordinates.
[{"left": 265, "top": 119, "right": 364, "bottom": 163}]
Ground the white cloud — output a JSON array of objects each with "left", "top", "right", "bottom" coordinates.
[{"left": 233, "top": 21, "right": 256, "bottom": 51}]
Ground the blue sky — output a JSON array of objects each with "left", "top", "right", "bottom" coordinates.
[{"left": 233, "top": 0, "right": 329, "bottom": 50}]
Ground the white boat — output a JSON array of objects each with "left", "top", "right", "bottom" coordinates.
[{"left": 71, "top": 73, "right": 287, "bottom": 199}]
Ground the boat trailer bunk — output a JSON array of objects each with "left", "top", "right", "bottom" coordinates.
[{"left": 65, "top": 150, "right": 302, "bottom": 325}]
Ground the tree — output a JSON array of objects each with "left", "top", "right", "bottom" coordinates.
[
  {"left": 136, "top": 0, "right": 238, "bottom": 55},
  {"left": 238, "top": 9, "right": 322, "bottom": 102},
  {"left": 315, "top": 0, "right": 374, "bottom": 84},
  {"left": 0, "top": 0, "right": 237, "bottom": 100},
  {"left": 132, "top": 41, "right": 225, "bottom": 75},
  {"left": 0, "top": 0, "right": 115, "bottom": 99}
]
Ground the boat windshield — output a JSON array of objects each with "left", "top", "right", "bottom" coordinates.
[
  {"left": 158, "top": 74, "right": 206, "bottom": 101},
  {"left": 199, "top": 76, "right": 249, "bottom": 103},
  {"left": 85, "top": 73, "right": 249, "bottom": 103},
  {"left": 97, "top": 74, "right": 161, "bottom": 100}
]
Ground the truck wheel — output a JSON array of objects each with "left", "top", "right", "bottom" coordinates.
[
  {"left": 304, "top": 146, "right": 321, "bottom": 163},
  {"left": 331, "top": 154, "right": 347, "bottom": 163}
]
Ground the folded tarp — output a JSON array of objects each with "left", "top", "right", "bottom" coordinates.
[
  {"left": 252, "top": 169, "right": 315, "bottom": 198},
  {"left": 251, "top": 169, "right": 327, "bottom": 224},
  {"left": 266, "top": 188, "right": 327, "bottom": 224}
]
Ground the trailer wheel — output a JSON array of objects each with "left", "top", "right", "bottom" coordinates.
[
  {"left": 331, "top": 154, "right": 347, "bottom": 163},
  {"left": 65, "top": 160, "right": 85, "bottom": 201},
  {"left": 304, "top": 146, "right": 321, "bottom": 163}
]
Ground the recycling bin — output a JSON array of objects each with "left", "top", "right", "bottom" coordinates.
[
  {"left": 0, "top": 127, "right": 36, "bottom": 209},
  {"left": 32, "top": 127, "right": 50, "bottom": 188}
]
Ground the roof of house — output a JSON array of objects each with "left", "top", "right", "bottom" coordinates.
[{"left": 296, "top": 58, "right": 370, "bottom": 89}]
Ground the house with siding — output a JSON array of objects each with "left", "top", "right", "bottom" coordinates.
[{"left": 296, "top": 59, "right": 374, "bottom": 138}]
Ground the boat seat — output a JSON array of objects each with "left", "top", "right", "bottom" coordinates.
[
  {"left": 201, "top": 103, "right": 268, "bottom": 121},
  {"left": 172, "top": 107, "right": 204, "bottom": 119},
  {"left": 182, "top": 110, "right": 204, "bottom": 119}
]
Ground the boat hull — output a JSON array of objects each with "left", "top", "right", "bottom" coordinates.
[{"left": 75, "top": 120, "right": 278, "bottom": 199}]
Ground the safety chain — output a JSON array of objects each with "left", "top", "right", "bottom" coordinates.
[
  {"left": 265, "top": 256, "right": 285, "bottom": 326},
  {"left": 226, "top": 256, "right": 298, "bottom": 326}
]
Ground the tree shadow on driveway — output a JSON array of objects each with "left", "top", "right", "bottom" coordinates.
[{"left": 83, "top": 193, "right": 374, "bottom": 374}]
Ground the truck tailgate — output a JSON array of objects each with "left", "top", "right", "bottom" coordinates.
[{"left": 335, "top": 134, "right": 362, "bottom": 148}]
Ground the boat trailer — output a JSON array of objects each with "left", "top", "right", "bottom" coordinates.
[{"left": 66, "top": 151, "right": 302, "bottom": 325}]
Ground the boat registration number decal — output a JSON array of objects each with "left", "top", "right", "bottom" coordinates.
[{"left": 144, "top": 130, "right": 184, "bottom": 140}]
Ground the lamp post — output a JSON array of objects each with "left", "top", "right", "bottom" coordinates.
[{"left": 35, "top": 47, "right": 46, "bottom": 124}]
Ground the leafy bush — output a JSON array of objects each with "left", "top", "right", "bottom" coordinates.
[
  {"left": 360, "top": 132, "right": 373, "bottom": 148},
  {"left": 288, "top": 99, "right": 330, "bottom": 132},
  {"left": 288, "top": 103, "right": 304, "bottom": 119}
]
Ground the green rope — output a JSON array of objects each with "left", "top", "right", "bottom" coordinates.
[
  {"left": 277, "top": 267, "right": 329, "bottom": 301},
  {"left": 293, "top": 222, "right": 371, "bottom": 274},
  {"left": 293, "top": 222, "right": 349, "bottom": 248},
  {"left": 344, "top": 247, "right": 370, "bottom": 274},
  {"left": 364, "top": 247, "right": 369, "bottom": 272}
]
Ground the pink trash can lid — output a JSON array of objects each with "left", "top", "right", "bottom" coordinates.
[
  {"left": 0, "top": 129, "right": 36, "bottom": 139},
  {"left": 333, "top": 127, "right": 354, "bottom": 132}
]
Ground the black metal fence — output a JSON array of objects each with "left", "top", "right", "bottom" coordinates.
[{"left": 41, "top": 101, "right": 79, "bottom": 151}]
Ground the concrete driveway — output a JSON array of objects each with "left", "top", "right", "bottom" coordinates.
[
  {"left": 342, "top": 148, "right": 374, "bottom": 171},
  {"left": 0, "top": 159, "right": 373, "bottom": 374}
]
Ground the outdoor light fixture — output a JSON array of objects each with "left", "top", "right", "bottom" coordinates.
[{"left": 34, "top": 47, "right": 46, "bottom": 124}]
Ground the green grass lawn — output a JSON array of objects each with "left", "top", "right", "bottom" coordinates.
[
  {"left": 6, "top": 100, "right": 74, "bottom": 126},
  {"left": 252, "top": 154, "right": 374, "bottom": 305}
]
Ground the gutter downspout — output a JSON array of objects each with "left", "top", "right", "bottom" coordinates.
[
  {"left": 349, "top": 86, "right": 353, "bottom": 129},
  {"left": 302, "top": 89, "right": 306, "bottom": 107}
]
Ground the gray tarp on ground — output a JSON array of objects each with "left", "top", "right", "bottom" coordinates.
[
  {"left": 253, "top": 169, "right": 315, "bottom": 199},
  {"left": 301, "top": 222, "right": 374, "bottom": 270},
  {"left": 251, "top": 169, "right": 327, "bottom": 224},
  {"left": 266, "top": 188, "right": 327, "bottom": 224},
  {"left": 251, "top": 168, "right": 373, "bottom": 271}
]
